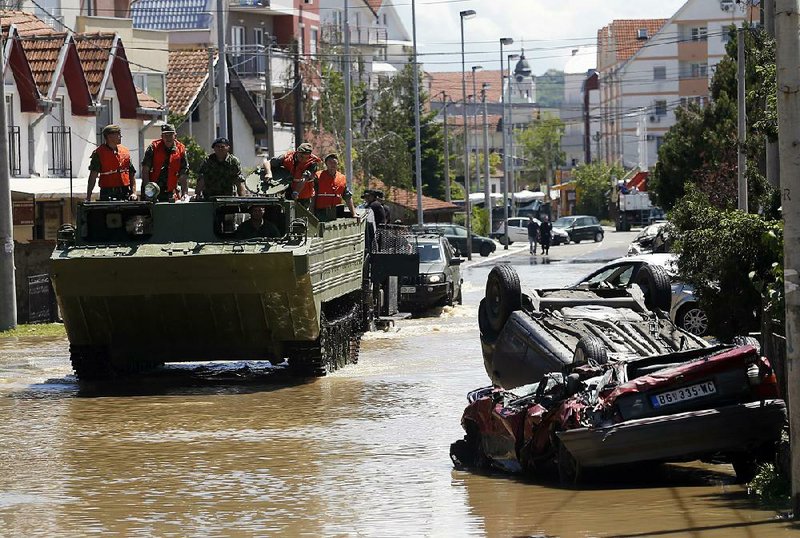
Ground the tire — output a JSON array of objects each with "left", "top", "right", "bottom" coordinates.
[
  {"left": 477, "top": 298, "right": 499, "bottom": 341},
  {"left": 479, "top": 243, "right": 492, "bottom": 257},
  {"left": 594, "top": 231, "right": 604, "bottom": 242},
  {"left": 633, "top": 263, "right": 672, "bottom": 312},
  {"left": 455, "top": 283, "right": 463, "bottom": 305},
  {"left": 676, "top": 304, "right": 709, "bottom": 337},
  {"left": 499, "top": 236, "right": 512, "bottom": 246},
  {"left": 485, "top": 265, "right": 521, "bottom": 333},
  {"left": 571, "top": 335, "right": 608, "bottom": 369}
]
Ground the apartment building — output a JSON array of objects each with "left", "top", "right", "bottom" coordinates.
[{"left": 597, "top": 0, "right": 756, "bottom": 169}]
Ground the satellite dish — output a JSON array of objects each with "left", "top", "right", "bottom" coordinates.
[
  {"left": 244, "top": 172, "right": 263, "bottom": 194},
  {"left": 143, "top": 182, "right": 160, "bottom": 201}
]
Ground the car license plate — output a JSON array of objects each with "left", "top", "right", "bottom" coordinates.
[
  {"left": 400, "top": 286, "right": 416, "bottom": 294},
  {"left": 650, "top": 381, "right": 716, "bottom": 408}
]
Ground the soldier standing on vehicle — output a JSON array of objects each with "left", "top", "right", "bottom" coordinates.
[
  {"left": 314, "top": 153, "right": 356, "bottom": 221},
  {"left": 363, "top": 189, "right": 385, "bottom": 226},
  {"left": 86, "top": 124, "right": 137, "bottom": 201},
  {"left": 141, "top": 124, "right": 189, "bottom": 202},
  {"left": 527, "top": 216, "right": 540, "bottom": 255},
  {"left": 194, "top": 137, "right": 246, "bottom": 199},
  {"left": 539, "top": 214, "right": 553, "bottom": 255},
  {"left": 375, "top": 190, "right": 391, "bottom": 223},
  {"left": 262, "top": 142, "right": 322, "bottom": 208}
]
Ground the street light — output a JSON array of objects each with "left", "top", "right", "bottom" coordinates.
[
  {"left": 433, "top": 90, "right": 452, "bottom": 202},
  {"left": 471, "top": 65, "right": 482, "bottom": 218},
  {"left": 507, "top": 52, "right": 520, "bottom": 217},
  {"left": 499, "top": 37, "right": 513, "bottom": 249},
  {"left": 460, "top": 9, "right": 476, "bottom": 259},
  {"left": 481, "top": 82, "right": 491, "bottom": 235},
  {"left": 412, "top": 0, "right": 424, "bottom": 224}
]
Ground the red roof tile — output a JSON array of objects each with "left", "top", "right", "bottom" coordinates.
[
  {"left": 427, "top": 70, "right": 504, "bottom": 104},
  {"left": 598, "top": 19, "right": 668, "bottom": 67},
  {"left": 368, "top": 179, "right": 457, "bottom": 212},
  {"left": 18, "top": 34, "right": 67, "bottom": 95},
  {"left": 167, "top": 49, "right": 213, "bottom": 116},
  {"left": 0, "top": 10, "right": 56, "bottom": 37},
  {"left": 75, "top": 33, "right": 116, "bottom": 97}
]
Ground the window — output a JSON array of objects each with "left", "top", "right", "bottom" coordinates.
[
  {"left": 691, "top": 62, "right": 708, "bottom": 78},
  {"left": 95, "top": 98, "right": 112, "bottom": 145},
  {"left": 132, "top": 72, "right": 165, "bottom": 106},
  {"left": 721, "top": 25, "right": 732, "bottom": 43},
  {"left": 655, "top": 136, "right": 665, "bottom": 150},
  {"left": 653, "top": 66, "right": 666, "bottom": 80},
  {"left": 654, "top": 100, "right": 667, "bottom": 116},
  {"left": 691, "top": 26, "right": 707, "bottom": 41},
  {"left": 382, "top": 13, "right": 387, "bottom": 25},
  {"left": 310, "top": 28, "right": 318, "bottom": 56}
]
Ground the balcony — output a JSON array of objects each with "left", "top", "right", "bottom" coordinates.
[
  {"left": 321, "top": 24, "right": 387, "bottom": 47},
  {"left": 227, "top": 45, "right": 293, "bottom": 90},
  {"left": 229, "top": 0, "right": 269, "bottom": 8}
]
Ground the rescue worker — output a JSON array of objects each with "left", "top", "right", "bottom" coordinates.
[
  {"left": 195, "top": 137, "right": 246, "bottom": 199},
  {"left": 263, "top": 142, "right": 322, "bottom": 207},
  {"left": 314, "top": 153, "right": 356, "bottom": 221},
  {"left": 375, "top": 189, "right": 391, "bottom": 223},
  {"left": 141, "top": 124, "right": 189, "bottom": 202},
  {"left": 527, "top": 216, "right": 540, "bottom": 255},
  {"left": 539, "top": 214, "right": 553, "bottom": 256},
  {"left": 86, "top": 124, "right": 137, "bottom": 201},
  {"left": 235, "top": 205, "right": 280, "bottom": 239}
]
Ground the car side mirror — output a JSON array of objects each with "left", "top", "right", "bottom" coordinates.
[{"left": 450, "top": 257, "right": 463, "bottom": 266}]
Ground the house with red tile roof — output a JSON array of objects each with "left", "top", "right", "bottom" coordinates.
[
  {"left": 596, "top": 0, "right": 758, "bottom": 168},
  {"left": 367, "top": 179, "right": 457, "bottom": 223}
]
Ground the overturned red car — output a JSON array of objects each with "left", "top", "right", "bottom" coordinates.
[{"left": 452, "top": 337, "right": 785, "bottom": 483}]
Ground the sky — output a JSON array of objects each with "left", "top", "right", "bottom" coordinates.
[{"left": 394, "top": 0, "right": 689, "bottom": 74}]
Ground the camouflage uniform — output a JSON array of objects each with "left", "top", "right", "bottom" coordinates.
[{"left": 198, "top": 153, "right": 244, "bottom": 198}]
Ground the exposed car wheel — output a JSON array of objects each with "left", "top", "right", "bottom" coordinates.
[
  {"left": 498, "top": 236, "right": 512, "bottom": 246},
  {"left": 479, "top": 243, "right": 492, "bottom": 257},
  {"left": 485, "top": 265, "right": 521, "bottom": 333},
  {"left": 677, "top": 304, "right": 709, "bottom": 337},
  {"left": 633, "top": 264, "right": 672, "bottom": 312},
  {"left": 572, "top": 236, "right": 580, "bottom": 244},
  {"left": 594, "top": 231, "right": 604, "bottom": 242},
  {"left": 571, "top": 335, "right": 608, "bottom": 369},
  {"left": 477, "top": 298, "right": 499, "bottom": 341}
]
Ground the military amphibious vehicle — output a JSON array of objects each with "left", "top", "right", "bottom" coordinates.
[{"left": 51, "top": 194, "right": 418, "bottom": 380}]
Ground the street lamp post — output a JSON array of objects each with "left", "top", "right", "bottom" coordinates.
[
  {"left": 412, "top": 0, "right": 424, "bottom": 224},
  {"left": 507, "top": 53, "right": 519, "bottom": 217},
  {"left": 344, "top": 0, "right": 353, "bottom": 189},
  {"left": 471, "top": 65, "right": 482, "bottom": 224},
  {"left": 482, "top": 83, "right": 491, "bottom": 235},
  {"left": 438, "top": 91, "right": 452, "bottom": 203},
  {"left": 460, "top": 9, "right": 476, "bottom": 259},
  {"left": 499, "top": 37, "right": 513, "bottom": 249}
]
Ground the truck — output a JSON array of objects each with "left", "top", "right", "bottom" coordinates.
[
  {"left": 615, "top": 190, "right": 653, "bottom": 231},
  {"left": 50, "top": 193, "right": 418, "bottom": 381}
]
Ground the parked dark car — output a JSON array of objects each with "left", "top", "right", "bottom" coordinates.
[
  {"left": 451, "top": 344, "right": 783, "bottom": 483},
  {"left": 399, "top": 234, "right": 463, "bottom": 311},
  {"left": 577, "top": 253, "right": 709, "bottom": 336},
  {"left": 553, "top": 215, "right": 604, "bottom": 243},
  {"left": 412, "top": 223, "right": 496, "bottom": 257}
]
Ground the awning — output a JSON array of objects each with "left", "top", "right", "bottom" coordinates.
[
  {"left": 372, "top": 61, "right": 397, "bottom": 73},
  {"left": 514, "top": 189, "right": 546, "bottom": 202},
  {"left": 10, "top": 178, "right": 193, "bottom": 200}
]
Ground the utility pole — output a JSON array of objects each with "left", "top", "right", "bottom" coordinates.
[
  {"left": 215, "top": 0, "right": 228, "bottom": 138},
  {"left": 293, "top": 38, "right": 303, "bottom": 147},
  {"left": 737, "top": 26, "right": 748, "bottom": 211},
  {"left": 208, "top": 48, "right": 216, "bottom": 147},
  {"left": 264, "top": 38, "right": 275, "bottom": 156},
  {"left": 482, "top": 85, "right": 491, "bottom": 234},
  {"left": 776, "top": 0, "right": 800, "bottom": 517},
  {"left": 411, "top": 0, "right": 424, "bottom": 224},
  {"left": 0, "top": 31, "right": 16, "bottom": 331},
  {"left": 443, "top": 95, "right": 451, "bottom": 203},
  {"left": 343, "top": 0, "right": 353, "bottom": 190},
  {"left": 765, "top": 0, "right": 780, "bottom": 189}
]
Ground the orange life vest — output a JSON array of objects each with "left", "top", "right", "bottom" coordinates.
[
  {"left": 315, "top": 170, "right": 347, "bottom": 209},
  {"left": 282, "top": 151, "right": 321, "bottom": 200},
  {"left": 148, "top": 139, "right": 186, "bottom": 192},
  {"left": 96, "top": 144, "right": 132, "bottom": 188}
]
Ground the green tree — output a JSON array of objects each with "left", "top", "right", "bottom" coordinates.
[
  {"left": 314, "top": 57, "right": 368, "bottom": 157},
  {"left": 573, "top": 162, "right": 623, "bottom": 219},
  {"left": 178, "top": 135, "right": 206, "bottom": 186},
  {"left": 535, "top": 69, "right": 564, "bottom": 108},
  {"left": 517, "top": 117, "right": 565, "bottom": 188}
]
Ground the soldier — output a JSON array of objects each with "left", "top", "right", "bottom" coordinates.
[
  {"left": 141, "top": 124, "right": 189, "bottom": 202},
  {"left": 235, "top": 205, "right": 280, "bottom": 239},
  {"left": 263, "top": 142, "right": 322, "bottom": 207},
  {"left": 375, "top": 190, "right": 391, "bottom": 223},
  {"left": 314, "top": 153, "right": 356, "bottom": 221},
  {"left": 195, "top": 137, "right": 246, "bottom": 199},
  {"left": 86, "top": 124, "right": 137, "bottom": 201},
  {"left": 363, "top": 189, "right": 385, "bottom": 226}
]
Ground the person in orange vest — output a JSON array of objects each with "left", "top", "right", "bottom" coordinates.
[
  {"left": 141, "top": 124, "right": 189, "bottom": 202},
  {"left": 263, "top": 142, "right": 321, "bottom": 207},
  {"left": 314, "top": 153, "right": 356, "bottom": 221},
  {"left": 85, "top": 124, "right": 137, "bottom": 201}
]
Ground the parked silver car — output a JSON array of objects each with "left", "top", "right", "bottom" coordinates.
[
  {"left": 489, "top": 217, "right": 569, "bottom": 246},
  {"left": 576, "top": 253, "right": 709, "bottom": 336}
]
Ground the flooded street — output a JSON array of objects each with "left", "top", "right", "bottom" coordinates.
[{"left": 0, "top": 235, "right": 797, "bottom": 536}]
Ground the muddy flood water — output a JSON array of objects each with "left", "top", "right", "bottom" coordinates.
[{"left": 0, "top": 254, "right": 797, "bottom": 536}]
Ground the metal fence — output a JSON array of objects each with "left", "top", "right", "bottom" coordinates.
[{"left": 48, "top": 126, "right": 72, "bottom": 177}]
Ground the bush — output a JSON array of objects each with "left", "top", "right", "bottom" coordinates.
[{"left": 670, "top": 186, "right": 783, "bottom": 341}]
